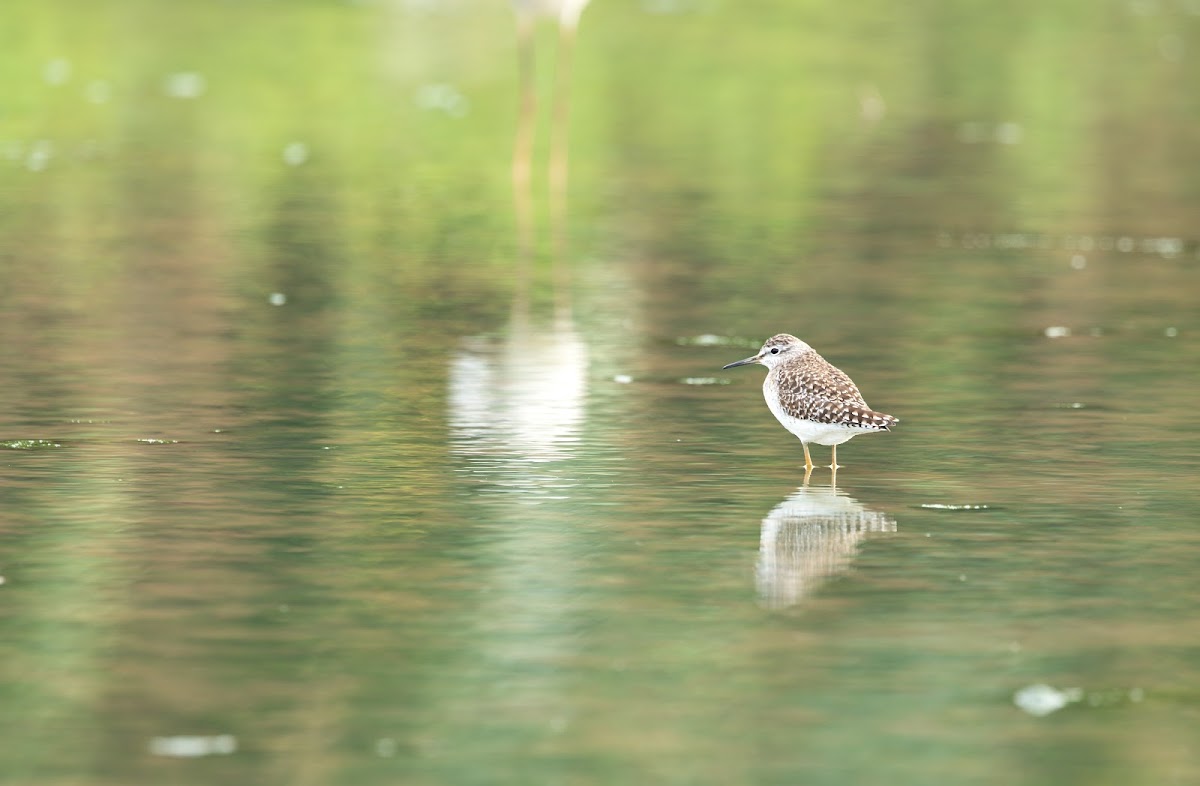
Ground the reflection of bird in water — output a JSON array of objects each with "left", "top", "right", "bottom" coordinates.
[
  {"left": 756, "top": 482, "right": 896, "bottom": 609},
  {"left": 723, "top": 334, "right": 897, "bottom": 472}
]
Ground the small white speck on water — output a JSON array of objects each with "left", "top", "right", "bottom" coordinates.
[
  {"left": 1070, "top": 254, "right": 1086, "bottom": 269},
  {"left": 681, "top": 377, "right": 727, "bottom": 385},
  {"left": 995, "top": 121, "right": 1023, "bottom": 144},
  {"left": 691, "top": 334, "right": 724, "bottom": 345},
  {"left": 958, "top": 574, "right": 967, "bottom": 582},
  {"left": 26, "top": 140, "right": 53, "bottom": 172},
  {"left": 282, "top": 142, "right": 309, "bottom": 166},
  {"left": 613, "top": 374, "right": 633, "bottom": 384},
  {"left": 44, "top": 58, "right": 72, "bottom": 85},
  {"left": 1044, "top": 326, "right": 1071, "bottom": 338},
  {"left": 676, "top": 334, "right": 756, "bottom": 347},
  {"left": 85, "top": 80, "right": 112, "bottom": 104},
  {"left": 0, "top": 576, "right": 6, "bottom": 586},
  {"left": 414, "top": 83, "right": 469, "bottom": 117},
  {"left": 149, "top": 734, "right": 237, "bottom": 757},
  {"left": 1165, "top": 327, "right": 1178, "bottom": 337},
  {"left": 269, "top": 292, "right": 287, "bottom": 306},
  {"left": 1014, "top": 684, "right": 1082, "bottom": 717},
  {"left": 163, "top": 71, "right": 207, "bottom": 99}
]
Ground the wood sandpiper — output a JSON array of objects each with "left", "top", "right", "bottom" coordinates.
[{"left": 723, "top": 334, "right": 897, "bottom": 471}]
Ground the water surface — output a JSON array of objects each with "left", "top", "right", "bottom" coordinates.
[{"left": 2, "top": 1, "right": 1199, "bottom": 784}]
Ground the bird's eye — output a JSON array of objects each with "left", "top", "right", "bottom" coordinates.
[{"left": 769, "top": 347, "right": 780, "bottom": 355}]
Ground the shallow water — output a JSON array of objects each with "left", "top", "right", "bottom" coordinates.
[{"left": 3, "top": 1, "right": 1200, "bottom": 784}]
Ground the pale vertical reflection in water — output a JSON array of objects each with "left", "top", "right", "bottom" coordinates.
[
  {"left": 444, "top": 10, "right": 594, "bottom": 711},
  {"left": 756, "top": 480, "right": 897, "bottom": 609},
  {"left": 450, "top": 0, "right": 592, "bottom": 478},
  {"left": 449, "top": 320, "right": 587, "bottom": 469},
  {"left": 445, "top": 311, "right": 588, "bottom": 732}
]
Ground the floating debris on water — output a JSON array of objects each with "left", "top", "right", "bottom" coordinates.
[
  {"left": 135, "top": 438, "right": 179, "bottom": 445},
  {"left": 919, "top": 503, "right": 992, "bottom": 511},
  {"left": 2, "top": 439, "right": 62, "bottom": 450},
  {"left": 148, "top": 734, "right": 237, "bottom": 757},
  {"left": 613, "top": 374, "right": 633, "bottom": 384},
  {"left": 1014, "top": 684, "right": 1082, "bottom": 717},
  {"left": 1044, "top": 326, "right": 1071, "bottom": 338}
]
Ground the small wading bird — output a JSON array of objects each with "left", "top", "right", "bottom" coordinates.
[{"left": 723, "top": 334, "right": 897, "bottom": 472}]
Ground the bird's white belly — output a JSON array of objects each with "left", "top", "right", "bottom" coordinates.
[{"left": 764, "top": 387, "right": 870, "bottom": 446}]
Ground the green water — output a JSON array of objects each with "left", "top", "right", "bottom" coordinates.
[{"left": 2, "top": 1, "right": 1199, "bottom": 784}]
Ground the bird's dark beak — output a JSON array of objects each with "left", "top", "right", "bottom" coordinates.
[{"left": 722, "top": 354, "right": 760, "bottom": 370}]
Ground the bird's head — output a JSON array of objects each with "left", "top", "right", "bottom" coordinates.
[{"left": 722, "top": 334, "right": 812, "bottom": 371}]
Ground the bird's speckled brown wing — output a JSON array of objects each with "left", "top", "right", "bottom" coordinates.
[{"left": 773, "top": 351, "right": 898, "bottom": 430}]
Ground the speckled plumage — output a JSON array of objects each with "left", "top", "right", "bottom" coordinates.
[{"left": 723, "top": 333, "right": 897, "bottom": 470}]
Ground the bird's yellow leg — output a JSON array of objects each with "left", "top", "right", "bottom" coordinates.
[
  {"left": 829, "top": 444, "right": 840, "bottom": 470},
  {"left": 802, "top": 442, "right": 814, "bottom": 472}
]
